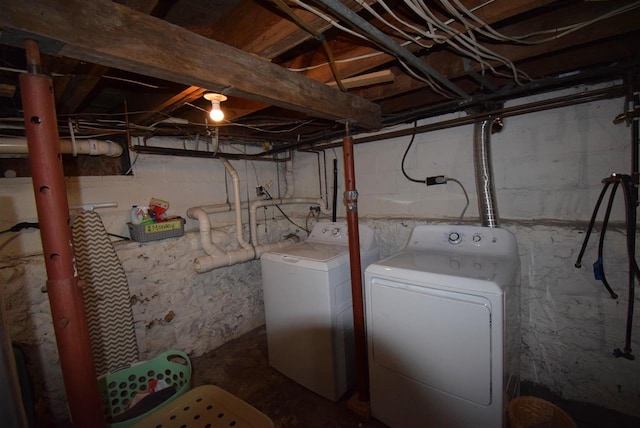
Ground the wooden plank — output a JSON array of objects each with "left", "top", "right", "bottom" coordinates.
[
  {"left": 57, "top": 63, "right": 110, "bottom": 114},
  {"left": 327, "top": 69, "right": 394, "bottom": 89},
  {"left": 187, "top": 0, "right": 369, "bottom": 59},
  {"left": 0, "top": 83, "right": 15, "bottom": 97},
  {"left": 0, "top": 0, "right": 380, "bottom": 128},
  {"left": 134, "top": 86, "right": 208, "bottom": 124}
]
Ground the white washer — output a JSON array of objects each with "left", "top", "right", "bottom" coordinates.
[
  {"left": 365, "top": 225, "right": 520, "bottom": 428},
  {"left": 261, "top": 222, "right": 379, "bottom": 401}
]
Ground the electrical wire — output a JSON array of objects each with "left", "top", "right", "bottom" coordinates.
[
  {"left": 0, "top": 222, "right": 40, "bottom": 234},
  {"left": 288, "top": 0, "right": 636, "bottom": 92},
  {"left": 401, "top": 121, "right": 423, "bottom": 183},
  {"left": 263, "top": 188, "right": 310, "bottom": 233},
  {"left": 399, "top": 121, "right": 469, "bottom": 222},
  {"left": 446, "top": 177, "right": 469, "bottom": 222},
  {"left": 288, "top": 0, "right": 373, "bottom": 44},
  {"left": 271, "top": 0, "right": 348, "bottom": 91}
]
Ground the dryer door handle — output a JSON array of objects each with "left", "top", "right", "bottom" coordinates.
[{"left": 281, "top": 255, "right": 300, "bottom": 263}]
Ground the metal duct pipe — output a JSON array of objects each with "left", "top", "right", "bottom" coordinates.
[{"left": 473, "top": 118, "right": 500, "bottom": 228}]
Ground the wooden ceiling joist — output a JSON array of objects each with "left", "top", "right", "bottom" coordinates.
[{"left": 0, "top": 0, "right": 380, "bottom": 129}]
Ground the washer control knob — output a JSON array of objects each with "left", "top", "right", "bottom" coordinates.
[
  {"left": 448, "top": 232, "right": 461, "bottom": 244},
  {"left": 332, "top": 228, "right": 341, "bottom": 237},
  {"left": 472, "top": 234, "right": 482, "bottom": 243},
  {"left": 322, "top": 228, "right": 328, "bottom": 234}
]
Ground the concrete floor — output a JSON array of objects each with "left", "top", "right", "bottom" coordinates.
[
  {"left": 190, "top": 325, "right": 640, "bottom": 428},
  {"left": 190, "top": 325, "right": 386, "bottom": 428}
]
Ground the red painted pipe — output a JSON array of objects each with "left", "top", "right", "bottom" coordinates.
[
  {"left": 342, "top": 134, "right": 370, "bottom": 401},
  {"left": 20, "top": 41, "right": 105, "bottom": 427}
]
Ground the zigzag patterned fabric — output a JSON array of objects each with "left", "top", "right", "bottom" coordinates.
[{"left": 72, "top": 210, "right": 139, "bottom": 376}]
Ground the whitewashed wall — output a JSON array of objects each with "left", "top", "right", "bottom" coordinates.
[
  {"left": 1, "top": 83, "right": 638, "bottom": 422},
  {"left": 0, "top": 141, "right": 312, "bottom": 423},
  {"left": 296, "top": 83, "right": 639, "bottom": 416}
]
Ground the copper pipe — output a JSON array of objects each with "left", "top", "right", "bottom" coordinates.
[
  {"left": 19, "top": 41, "right": 105, "bottom": 427},
  {"left": 342, "top": 132, "right": 369, "bottom": 401}
]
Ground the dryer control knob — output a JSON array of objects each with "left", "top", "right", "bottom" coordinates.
[
  {"left": 472, "top": 234, "right": 482, "bottom": 243},
  {"left": 448, "top": 232, "right": 461, "bottom": 244},
  {"left": 332, "top": 227, "right": 341, "bottom": 237}
]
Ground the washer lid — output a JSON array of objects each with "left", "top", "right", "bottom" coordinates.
[
  {"left": 366, "top": 249, "right": 518, "bottom": 293},
  {"left": 261, "top": 241, "right": 349, "bottom": 271},
  {"left": 271, "top": 241, "right": 347, "bottom": 261}
]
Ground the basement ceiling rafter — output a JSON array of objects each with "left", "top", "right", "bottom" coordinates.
[
  {"left": 0, "top": 0, "right": 638, "bottom": 147},
  {"left": 0, "top": 0, "right": 380, "bottom": 129}
]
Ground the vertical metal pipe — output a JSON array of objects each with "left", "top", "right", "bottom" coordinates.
[
  {"left": 332, "top": 158, "right": 338, "bottom": 222},
  {"left": 342, "top": 133, "right": 369, "bottom": 401},
  {"left": 19, "top": 40, "right": 105, "bottom": 427},
  {"left": 473, "top": 118, "right": 500, "bottom": 227},
  {"left": 624, "top": 87, "right": 638, "bottom": 356}
]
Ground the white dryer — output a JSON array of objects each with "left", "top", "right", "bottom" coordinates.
[
  {"left": 261, "top": 222, "right": 379, "bottom": 401},
  {"left": 364, "top": 225, "right": 520, "bottom": 428}
]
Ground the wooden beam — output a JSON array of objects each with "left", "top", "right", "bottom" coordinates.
[
  {"left": 357, "top": 3, "right": 640, "bottom": 105},
  {"left": 214, "top": 0, "right": 552, "bottom": 120},
  {"left": 0, "top": 0, "right": 379, "bottom": 129},
  {"left": 285, "top": 0, "right": 555, "bottom": 84},
  {"left": 0, "top": 83, "right": 16, "bottom": 97},
  {"left": 57, "top": 64, "right": 110, "bottom": 114},
  {"left": 186, "top": 0, "right": 370, "bottom": 59},
  {"left": 134, "top": 86, "right": 208, "bottom": 124},
  {"left": 52, "top": 1, "right": 167, "bottom": 116}
]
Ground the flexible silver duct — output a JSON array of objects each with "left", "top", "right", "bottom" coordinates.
[{"left": 474, "top": 118, "right": 500, "bottom": 228}]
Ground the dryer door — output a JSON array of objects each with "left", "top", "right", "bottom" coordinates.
[{"left": 369, "top": 278, "right": 493, "bottom": 405}]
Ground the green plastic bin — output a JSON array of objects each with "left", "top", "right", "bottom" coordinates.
[{"left": 98, "top": 350, "right": 191, "bottom": 428}]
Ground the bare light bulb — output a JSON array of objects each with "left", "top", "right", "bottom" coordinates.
[
  {"left": 203, "top": 93, "right": 227, "bottom": 123},
  {"left": 209, "top": 101, "right": 224, "bottom": 122}
]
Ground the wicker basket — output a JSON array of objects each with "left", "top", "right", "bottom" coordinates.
[{"left": 508, "top": 396, "right": 577, "bottom": 428}]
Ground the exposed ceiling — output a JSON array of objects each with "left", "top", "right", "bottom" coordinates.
[{"left": 1, "top": 0, "right": 639, "bottom": 155}]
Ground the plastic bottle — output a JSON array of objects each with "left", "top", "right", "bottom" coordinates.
[{"left": 130, "top": 205, "right": 140, "bottom": 224}]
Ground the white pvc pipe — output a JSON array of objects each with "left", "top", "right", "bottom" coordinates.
[
  {"left": 194, "top": 238, "right": 299, "bottom": 273},
  {"left": 283, "top": 155, "right": 294, "bottom": 198},
  {"left": 190, "top": 197, "right": 319, "bottom": 272},
  {"left": 195, "top": 248, "right": 256, "bottom": 273},
  {"left": 188, "top": 207, "right": 225, "bottom": 256},
  {"left": 0, "top": 138, "right": 123, "bottom": 157},
  {"left": 188, "top": 158, "right": 325, "bottom": 273},
  {"left": 220, "top": 159, "right": 253, "bottom": 250}
]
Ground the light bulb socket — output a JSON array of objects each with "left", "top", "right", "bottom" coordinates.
[
  {"left": 204, "top": 93, "right": 227, "bottom": 122},
  {"left": 204, "top": 93, "right": 227, "bottom": 103}
]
